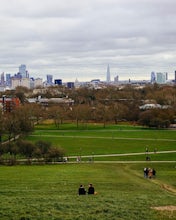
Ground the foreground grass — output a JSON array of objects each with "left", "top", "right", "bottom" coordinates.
[{"left": 0, "top": 163, "right": 175, "bottom": 220}]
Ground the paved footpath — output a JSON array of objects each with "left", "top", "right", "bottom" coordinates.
[{"left": 68, "top": 150, "right": 176, "bottom": 159}]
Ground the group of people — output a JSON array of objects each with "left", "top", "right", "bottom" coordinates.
[
  {"left": 78, "top": 184, "right": 95, "bottom": 195},
  {"left": 143, "top": 167, "right": 156, "bottom": 179}
]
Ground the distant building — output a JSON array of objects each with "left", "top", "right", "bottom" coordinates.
[
  {"left": 0, "top": 72, "right": 5, "bottom": 86},
  {"left": 6, "top": 73, "right": 11, "bottom": 87},
  {"left": 67, "top": 82, "right": 74, "bottom": 88},
  {"left": 11, "top": 77, "right": 30, "bottom": 89},
  {"left": 74, "top": 78, "right": 80, "bottom": 88},
  {"left": 114, "top": 75, "right": 119, "bottom": 83},
  {"left": 46, "top": 74, "right": 53, "bottom": 85},
  {"left": 106, "top": 64, "right": 111, "bottom": 83},
  {"left": 139, "top": 103, "right": 170, "bottom": 110},
  {"left": 175, "top": 71, "right": 176, "bottom": 84},
  {"left": 55, "top": 79, "right": 62, "bottom": 85},
  {"left": 19, "top": 64, "right": 27, "bottom": 78},
  {"left": 156, "top": 72, "right": 167, "bottom": 84},
  {"left": 151, "top": 72, "right": 156, "bottom": 84},
  {"left": 34, "top": 78, "right": 43, "bottom": 88},
  {"left": 0, "top": 96, "right": 20, "bottom": 112}
]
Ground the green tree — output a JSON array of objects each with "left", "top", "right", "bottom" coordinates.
[{"left": 47, "top": 146, "right": 65, "bottom": 162}]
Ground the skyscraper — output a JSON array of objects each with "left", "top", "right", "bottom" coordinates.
[
  {"left": 114, "top": 75, "right": 119, "bottom": 84},
  {"left": 19, "top": 64, "right": 27, "bottom": 78},
  {"left": 151, "top": 72, "right": 156, "bottom": 84},
  {"left": 46, "top": 74, "right": 53, "bottom": 85},
  {"left": 0, "top": 72, "right": 5, "bottom": 85},
  {"left": 106, "top": 64, "right": 111, "bottom": 83},
  {"left": 156, "top": 72, "right": 166, "bottom": 84},
  {"left": 6, "top": 73, "right": 11, "bottom": 87}
]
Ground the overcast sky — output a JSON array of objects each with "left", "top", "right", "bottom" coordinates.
[{"left": 0, "top": 0, "right": 176, "bottom": 82}]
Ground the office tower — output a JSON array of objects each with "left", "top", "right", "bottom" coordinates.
[
  {"left": 156, "top": 72, "right": 166, "bottom": 84},
  {"left": 151, "top": 72, "right": 156, "bottom": 83},
  {"left": 0, "top": 72, "right": 5, "bottom": 85},
  {"left": 19, "top": 64, "right": 27, "bottom": 78},
  {"left": 67, "top": 82, "right": 74, "bottom": 88},
  {"left": 46, "top": 74, "right": 53, "bottom": 85},
  {"left": 6, "top": 73, "right": 11, "bottom": 87},
  {"left": 55, "top": 79, "right": 62, "bottom": 85},
  {"left": 106, "top": 64, "right": 111, "bottom": 83},
  {"left": 114, "top": 75, "right": 119, "bottom": 83}
]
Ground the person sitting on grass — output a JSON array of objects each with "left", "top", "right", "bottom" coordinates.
[
  {"left": 88, "top": 183, "right": 95, "bottom": 195},
  {"left": 78, "top": 185, "right": 86, "bottom": 195}
]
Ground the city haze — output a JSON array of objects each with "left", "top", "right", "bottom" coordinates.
[{"left": 0, "top": 0, "right": 176, "bottom": 81}]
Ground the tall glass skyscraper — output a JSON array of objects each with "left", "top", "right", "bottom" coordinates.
[
  {"left": 6, "top": 73, "right": 11, "bottom": 86},
  {"left": 151, "top": 72, "right": 156, "bottom": 83},
  {"left": 47, "top": 74, "right": 53, "bottom": 85},
  {"left": 19, "top": 64, "right": 27, "bottom": 78}
]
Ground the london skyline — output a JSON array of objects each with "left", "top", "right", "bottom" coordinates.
[{"left": 0, "top": 0, "right": 176, "bottom": 81}]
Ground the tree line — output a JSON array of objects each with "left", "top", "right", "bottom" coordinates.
[
  {"left": 0, "top": 84, "right": 175, "bottom": 164},
  {"left": 1, "top": 84, "right": 176, "bottom": 130}
]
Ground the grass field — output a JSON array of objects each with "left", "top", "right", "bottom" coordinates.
[
  {"left": 0, "top": 163, "right": 176, "bottom": 220},
  {"left": 26, "top": 123, "right": 176, "bottom": 161},
  {"left": 0, "top": 123, "right": 175, "bottom": 219}
]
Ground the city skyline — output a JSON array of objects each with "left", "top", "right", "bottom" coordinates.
[
  {"left": 0, "top": 64, "right": 175, "bottom": 84},
  {"left": 0, "top": 0, "right": 176, "bottom": 81}
]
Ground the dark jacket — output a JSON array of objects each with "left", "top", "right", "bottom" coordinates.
[
  {"left": 79, "top": 187, "right": 86, "bottom": 195},
  {"left": 88, "top": 186, "right": 94, "bottom": 194}
]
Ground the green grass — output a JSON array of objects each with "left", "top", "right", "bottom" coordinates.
[
  {"left": 1, "top": 123, "right": 175, "bottom": 219},
  {"left": 25, "top": 124, "right": 176, "bottom": 161},
  {"left": 0, "top": 163, "right": 175, "bottom": 220},
  {"left": 34, "top": 122, "right": 144, "bottom": 130}
]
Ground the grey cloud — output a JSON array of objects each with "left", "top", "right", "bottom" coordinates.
[{"left": 0, "top": 0, "right": 176, "bottom": 81}]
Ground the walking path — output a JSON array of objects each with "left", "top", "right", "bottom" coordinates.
[
  {"left": 30, "top": 134, "right": 176, "bottom": 142},
  {"left": 68, "top": 150, "right": 176, "bottom": 159}
]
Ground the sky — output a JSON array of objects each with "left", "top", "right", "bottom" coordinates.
[{"left": 0, "top": 0, "right": 176, "bottom": 82}]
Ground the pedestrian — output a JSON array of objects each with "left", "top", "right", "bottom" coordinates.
[
  {"left": 88, "top": 183, "right": 95, "bottom": 195},
  {"left": 78, "top": 185, "right": 86, "bottom": 195},
  {"left": 148, "top": 168, "right": 153, "bottom": 179},
  {"left": 152, "top": 168, "right": 156, "bottom": 178},
  {"left": 143, "top": 167, "right": 148, "bottom": 178}
]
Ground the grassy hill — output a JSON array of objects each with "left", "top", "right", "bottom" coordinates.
[
  {"left": 0, "top": 123, "right": 175, "bottom": 219},
  {"left": 0, "top": 163, "right": 175, "bottom": 220}
]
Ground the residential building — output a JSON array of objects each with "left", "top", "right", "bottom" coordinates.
[
  {"left": 34, "top": 78, "right": 43, "bottom": 88},
  {"left": 11, "top": 77, "right": 30, "bottom": 89},
  {"left": 0, "top": 96, "right": 20, "bottom": 112}
]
